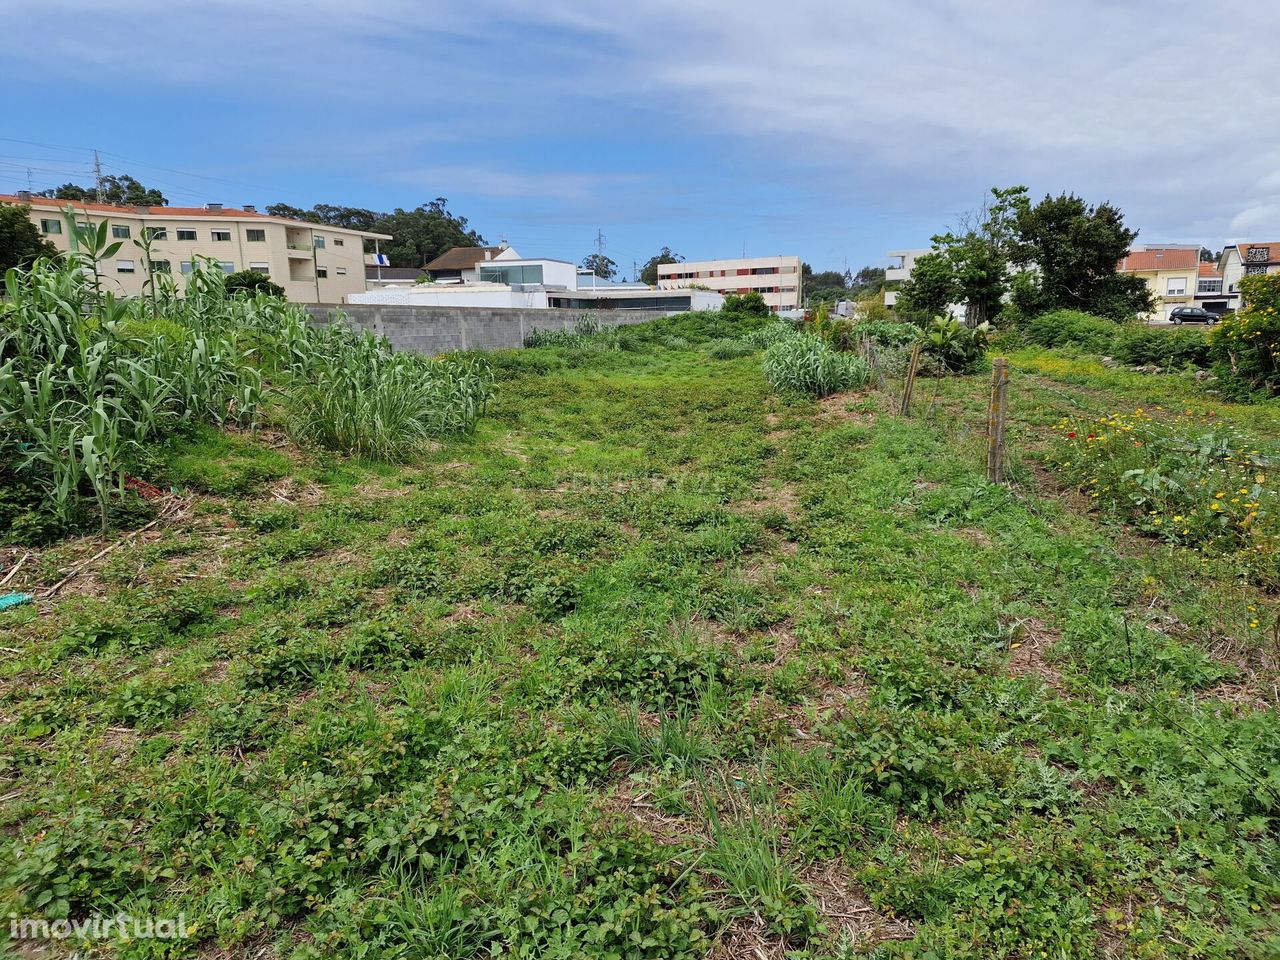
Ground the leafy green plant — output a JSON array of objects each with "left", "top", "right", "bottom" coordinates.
[
  {"left": 762, "top": 334, "right": 871, "bottom": 396},
  {"left": 1210, "top": 272, "right": 1280, "bottom": 398},
  {"left": 922, "top": 316, "right": 989, "bottom": 373}
]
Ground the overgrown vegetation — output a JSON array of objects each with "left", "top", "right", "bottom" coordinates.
[
  {"left": 0, "top": 233, "right": 492, "bottom": 539},
  {"left": 2, "top": 309, "right": 1278, "bottom": 959}
]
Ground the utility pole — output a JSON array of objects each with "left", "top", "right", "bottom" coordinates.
[{"left": 93, "top": 150, "right": 104, "bottom": 203}]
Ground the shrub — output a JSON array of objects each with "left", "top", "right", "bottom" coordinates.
[
  {"left": 1112, "top": 328, "right": 1209, "bottom": 369},
  {"left": 224, "top": 269, "right": 285, "bottom": 298},
  {"left": 921, "top": 317, "right": 989, "bottom": 373},
  {"left": 1210, "top": 273, "right": 1280, "bottom": 398},
  {"left": 721, "top": 291, "right": 771, "bottom": 317},
  {"left": 1023, "top": 309, "right": 1121, "bottom": 353},
  {"left": 761, "top": 334, "right": 871, "bottom": 397}
]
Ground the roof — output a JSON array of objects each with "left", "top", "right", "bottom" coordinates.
[
  {"left": 1228, "top": 243, "right": 1280, "bottom": 264},
  {"left": 0, "top": 193, "right": 391, "bottom": 238},
  {"left": 365, "top": 266, "right": 425, "bottom": 281},
  {"left": 1117, "top": 249, "right": 1200, "bottom": 272},
  {"left": 1198, "top": 263, "right": 1221, "bottom": 278},
  {"left": 424, "top": 246, "right": 506, "bottom": 271}
]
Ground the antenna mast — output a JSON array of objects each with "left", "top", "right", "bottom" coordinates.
[{"left": 93, "top": 150, "right": 104, "bottom": 203}]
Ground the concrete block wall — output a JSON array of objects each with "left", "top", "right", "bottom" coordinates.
[{"left": 303, "top": 304, "right": 671, "bottom": 356}]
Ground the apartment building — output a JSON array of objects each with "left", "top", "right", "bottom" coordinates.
[
  {"left": 4, "top": 192, "right": 390, "bottom": 303},
  {"left": 656, "top": 255, "right": 803, "bottom": 312},
  {"left": 1116, "top": 247, "right": 1200, "bottom": 321},
  {"left": 883, "top": 248, "right": 931, "bottom": 308}
]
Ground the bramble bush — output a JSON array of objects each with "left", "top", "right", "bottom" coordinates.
[{"left": 1210, "top": 272, "right": 1280, "bottom": 398}]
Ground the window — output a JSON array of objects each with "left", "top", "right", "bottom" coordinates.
[
  {"left": 116, "top": 260, "right": 136, "bottom": 273},
  {"left": 333, "top": 238, "right": 344, "bottom": 247},
  {"left": 151, "top": 260, "right": 171, "bottom": 274},
  {"left": 39, "top": 219, "right": 61, "bottom": 235},
  {"left": 313, "top": 236, "right": 326, "bottom": 249},
  {"left": 219, "top": 262, "right": 234, "bottom": 273},
  {"left": 248, "top": 262, "right": 270, "bottom": 275},
  {"left": 316, "top": 266, "right": 328, "bottom": 279},
  {"left": 180, "top": 261, "right": 195, "bottom": 275},
  {"left": 1246, "top": 264, "right": 1267, "bottom": 277},
  {"left": 478, "top": 264, "right": 544, "bottom": 284},
  {"left": 1197, "top": 279, "right": 1222, "bottom": 294},
  {"left": 176, "top": 228, "right": 197, "bottom": 241},
  {"left": 336, "top": 266, "right": 347, "bottom": 276},
  {"left": 111, "top": 224, "right": 131, "bottom": 239},
  {"left": 246, "top": 228, "right": 266, "bottom": 242},
  {"left": 143, "top": 226, "right": 167, "bottom": 241},
  {"left": 211, "top": 229, "right": 232, "bottom": 242},
  {"left": 1166, "top": 278, "right": 1187, "bottom": 297}
]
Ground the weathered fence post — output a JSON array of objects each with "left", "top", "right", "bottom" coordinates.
[
  {"left": 986, "top": 357, "right": 1010, "bottom": 483},
  {"left": 899, "top": 343, "right": 922, "bottom": 416}
]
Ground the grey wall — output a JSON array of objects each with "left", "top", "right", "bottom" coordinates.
[{"left": 303, "top": 304, "right": 671, "bottom": 356}]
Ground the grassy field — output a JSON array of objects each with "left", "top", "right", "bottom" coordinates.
[{"left": 2, "top": 315, "right": 1278, "bottom": 959}]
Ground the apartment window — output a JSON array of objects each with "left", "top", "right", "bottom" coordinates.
[
  {"left": 336, "top": 266, "right": 347, "bottom": 276},
  {"left": 176, "top": 228, "right": 197, "bottom": 241},
  {"left": 333, "top": 238, "right": 344, "bottom": 247},
  {"left": 112, "top": 224, "right": 131, "bottom": 239},
  {"left": 248, "top": 262, "right": 270, "bottom": 275},
  {"left": 219, "top": 262, "right": 234, "bottom": 273},
  {"left": 1197, "top": 279, "right": 1222, "bottom": 293},
  {"left": 151, "top": 260, "right": 171, "bottom": 274},
  {"left": 39, "top": 219, "right": 61, "bottom": 235},
  {"left": 116, "top": 259, "right": 136, "bottom": 273},
  {"left": 180, "top": 261, "right": 195, "bottom": 275},
  {"left": 316, "top": 266, "right": 328, "bottom": 279},
  {"left": 1166, "top": 278, "right": 1187, "bottom": 297},
  {"left": 246, "top": 228, "right": 266, "bottom": 242},
  {"left": 313, "top": 235, "right": 326, "bottom": 249},
  {"left": 211, "top": 229, "right": 232, "bottom": 242},
  {"left": 143, "top": 226, "right": 167, "bottom": 241}
]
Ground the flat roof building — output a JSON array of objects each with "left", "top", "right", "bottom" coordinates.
[
  {"left": 3, "top": 192, "right": 390, "bottom": 303},
  {"left": 656, "top": 255, "right": 802, "bottom": 313}
]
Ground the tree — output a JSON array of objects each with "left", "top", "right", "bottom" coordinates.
[
  {"left": 266, "top": 197, "right": 483, "bottom": 268},
  {"left": 0, "top": 202, "right": 58, "bottom": 274},
  {"left": 927, "top": 186, "right": 1030, "bottom": 326},
  {"left": 39, "top": 174, "right": 168, "bottom": 206},
  {"left": 894, "top": 252, "right": 957, "bottom": 324},
  {"left": 639, "top": 246, "right": 682, "bottom": 285},
  {"left": 581, "top": 253, "right": 618, "bottom": 280},
  {"left": 722, "top": 291, "right": 771, "bottom": 317},
  {"left": 1200, "top": 248, "right": 1220, "bottom": 263},
  {"left": 224, "top": 269, "right": 285, "bottom": 298},
  {"left": 1010, "top": 192, "right": 1151, "bottom": 321},
  {"left": 849, "top": 266, "right": 886, "bottom": 297}
]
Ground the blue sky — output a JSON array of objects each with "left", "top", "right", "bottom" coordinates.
[{"left": 5, "top": 1, "right": 1280, "bottom": 277}]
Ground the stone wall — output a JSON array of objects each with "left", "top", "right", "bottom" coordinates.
[{"left": 304, "top": 304, "right": 670, "bottom": 356}]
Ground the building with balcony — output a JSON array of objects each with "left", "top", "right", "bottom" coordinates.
[
  {"left": 1117, "top": 247, "right": 1200, "bottom": 321},
  {"left": 5, "top": 192, "right": 390, "bottom": 303},
  {"left": 882, "top": 248, "right": 931, "bottom": 308},
  {"left": 1219, "top": 243, "right": 1280, "bottom": 304},
  {"left": 655, "top": 255, "right": 802, "bottom": 312}
]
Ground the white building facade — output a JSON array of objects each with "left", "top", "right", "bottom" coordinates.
[{"left": 656, "top": 255, "right": 802, "bottom": 312}]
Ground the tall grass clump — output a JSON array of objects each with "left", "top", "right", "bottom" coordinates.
[
  {"left": 1, "top": 224, "right": 494, "bottom": 534},
  {"left": 761, "top": 334, "right": 871, "bottom": 397}
]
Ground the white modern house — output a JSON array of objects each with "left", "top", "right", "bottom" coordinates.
[
  {"left": 350, "top": 248, "right": 725, "bottom": 312},
  {"left": 1219, "top": 242, "right": 1280, "bottom": 302}
]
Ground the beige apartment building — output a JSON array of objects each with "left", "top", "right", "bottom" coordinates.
[
  {"left": 656, "top": 255, "right": 803, "bottom": 312},
  {"left": 3, "top": 192, "right": 390, "bottom": 303}
]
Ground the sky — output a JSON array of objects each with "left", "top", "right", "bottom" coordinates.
[{"left": 4, "top": 1, "right": 1280, "bottom": 277}]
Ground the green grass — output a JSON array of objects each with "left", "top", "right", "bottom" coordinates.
[{"left": 1, "top": 316, "right": 1277, "bottom": 959}]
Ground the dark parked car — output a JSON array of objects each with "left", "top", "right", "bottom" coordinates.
[{"left": 1168, "top": 307, "right": 1219, "bottom": 324}]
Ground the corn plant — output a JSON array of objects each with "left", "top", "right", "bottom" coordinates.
[{"left": 761, "top": 334, "right": 871, "bottom": 397}]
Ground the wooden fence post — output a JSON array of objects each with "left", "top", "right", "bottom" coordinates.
[
  {"left": 899, "top": 343, "right": 922, "bottom": 416},
  {"left": 986, "top": 357, "right": 1010, "bottom": 483}
]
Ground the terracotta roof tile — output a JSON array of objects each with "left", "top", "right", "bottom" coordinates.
[
  {"left": 1117, "top": 249, "right": 1200, "bottom": 272},
  {"left": 0, "top": 193, "right": 272, "bottom": 219},
  {"left": 1198, "top": 263, "right": 1221, "bottom": 278}
]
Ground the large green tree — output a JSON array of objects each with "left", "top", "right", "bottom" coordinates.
[
  {"left": 0, "top": 202, "right": 58, "bottom": 274},
  {"left": 894, "top": 251, "right": 958, "bottom": 324},
  {"left": 580, "top": 253, "right": 618, "bottom": 280},
  {"left": 39, "top": 175, "right": 168, "bottom": 206},
  {"left": 639, "top": 246, "right": 682, "bottom": 285},
  {"left": 1010, "top": 192, "right": 1151, "bottom": 320},
  {"left": 266, "top": 197, "right": 483, "bottom": 268}
]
